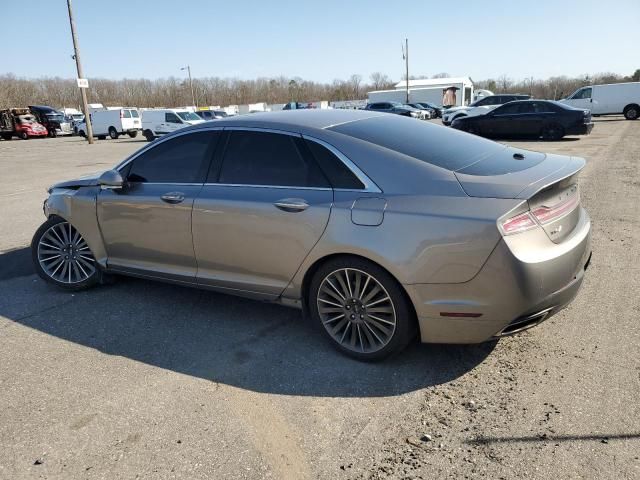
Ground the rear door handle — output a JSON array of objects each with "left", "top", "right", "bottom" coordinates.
[
  {"left": 161, "top": 192, "right": 185, "bottom": 204},
  {"left": 274, "top": 198, "right": 309, "bottom": 212}
]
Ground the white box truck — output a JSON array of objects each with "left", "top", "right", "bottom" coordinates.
[
  {"left": 560, "top": 82, "right": 640, "bottom": 120},
  {"left": 141, "top": 108, "right": 204, "bottom": 142},
  {"left": 76, "top": 107, "right": 142, "bottom": 139}
]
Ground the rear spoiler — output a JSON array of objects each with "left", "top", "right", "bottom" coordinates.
[{"left": 516, "top": 156, "right": 585, "bottom": 200}]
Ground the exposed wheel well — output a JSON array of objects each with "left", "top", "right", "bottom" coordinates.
[{"left": 300, "top": 253, "right": 417, "bottom": 321}]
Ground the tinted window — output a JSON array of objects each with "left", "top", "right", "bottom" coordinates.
[
  {"left": 330, "top": 116, "right": 506, "bottom": 171},
  {"left": 518, "top": 103, "right": 535, "bottom": 114},
  {"left": 127, "top": 131, "right": 216, "bottom": 183},
  {"left": 493, "top": 103, "right": 522, "bottom": 115},
  {"left": 304, "top": 139, "right": 365, "bottom": 189},
  {"left": 165, "top": 112, "right": 181, "bottom": 123},
  {"left": 533, "top": 102, "right": 555, "bottom": 113},
  {"left": 219, "top": 131, "right": 329, "bottom": 187}
]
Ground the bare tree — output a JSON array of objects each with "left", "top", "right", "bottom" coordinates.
[
  {"left": 431, "top": 72, "right": 450, "bottom": 78},
  {"left": 370, "top": 72, "right": 392, "bottom": 90}
]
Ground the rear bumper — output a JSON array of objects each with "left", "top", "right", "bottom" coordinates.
[
  {"left": 567, "top": 123, "right": 594, "bottom": 135},
  {"left": 405, "top": 207, "right": 591, "bottom": 343}
]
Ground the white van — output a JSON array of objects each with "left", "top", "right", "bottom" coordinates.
[
  {"left": 141, "top": 109, "right": 205, "bottom": 141},
  {"left": 76, "top": 108, "right": 142, "bottom": 139},
  {"left": 560, "top": 82, "right": 640, "bottom": 120}
]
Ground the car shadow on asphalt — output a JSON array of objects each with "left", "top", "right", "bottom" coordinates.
[{"left": 0, "top": 262, "right": 497, "bottom": 398}]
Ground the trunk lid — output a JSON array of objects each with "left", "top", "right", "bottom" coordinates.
[{"left": 455, "top": 149, "right": 586, "bottom": 243}]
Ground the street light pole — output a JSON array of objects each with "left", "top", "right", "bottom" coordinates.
[
  {"left": 66, "top": 0, "right": 93, "bottom": 144},
  {"left": 181, "top": 66, "right": 196, "bottom": 108}
]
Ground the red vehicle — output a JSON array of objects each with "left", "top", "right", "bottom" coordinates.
[{"left": 0, "top": 108, "right": 48, "bottom": 140}]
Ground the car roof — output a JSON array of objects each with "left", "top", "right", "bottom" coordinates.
[{"left": 192, "top": 109, "right": 387, "bottom": 132}]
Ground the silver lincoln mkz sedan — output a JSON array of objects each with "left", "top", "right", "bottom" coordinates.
[{"left": 32, "top": 110, "right": 592, "bottom": 361}]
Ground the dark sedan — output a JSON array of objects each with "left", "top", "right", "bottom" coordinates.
[
  {"left": 452, "top": 100, "right": 594, "bottom": 140},
  {"left": 364, "top": 102, "right": 424, "bottom": 119}
]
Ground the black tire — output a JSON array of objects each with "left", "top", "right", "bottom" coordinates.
[
  {"left": 108, "top": 127, "right": 119, "bottom": 139},
  {"left": 308, "top": 256, "right": 416, "bottom": 361},
  {"left": 19, "top": 132, "right": 28, "bottom": 140},
  {"left": 144, "top": 130, "right": 155, "bottom": 142},
  {"left": 78, "top": 130, "right": 86, "bottom": 138},
  {"left": 623, "top": 104, "right": 639, "bottom": 120},
  {"left": 1, "top": 133, "right": 12, "bottom": 141},
  {"left": 541, "top": 123, "right": 565, "bottom": 141},
  {"left": 31, "top": 216, "right": 100, "bottom": 291},
  {"left": 128, "top": 130, "right": 138, "bottom": 138},
  {"left": 48, "top": 129, "right": 57, "bottom": 138},
  {"left": 97, "top": 135, "right": 106, "bottom": 140}
]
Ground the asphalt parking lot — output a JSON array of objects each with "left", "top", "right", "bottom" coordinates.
[{"left": 0, "top": 118, "right": 638, "bottom": 479}]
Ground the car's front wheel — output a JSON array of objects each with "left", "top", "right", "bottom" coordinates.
[
  {"left": 31, "top": 217, "right": 99, "bottom": 290},
  {"left": 108, "top": 127, "right": 119, "bottom": 139},
  {"left": 309, "top": 257, "right": 416, "bottom": 361},
  {"left": 541, "top": 123, "right": 564, "bottom": 141}
]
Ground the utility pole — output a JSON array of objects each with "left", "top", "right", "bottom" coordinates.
[
  {"left": 66, "top": 0, "right": 93, "bottom": 144},
  {"left": 181, "top": 66, "right": 196, "bottom": 107},
  {"left": 402, "top": 38, "right": 410, "bottom": 103}
]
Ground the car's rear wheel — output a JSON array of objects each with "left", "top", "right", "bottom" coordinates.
[
  {"left": 623, "top": 104, "right": 639, "bottom": 120},
  {"left": 541, "top": 123, "right": 564, "bottom": 140},
  {"left": 78, "top": 130, "right": 86, "bottom": 137},
  {"left": 309, "top": 257, "right": 416, "bottom": 361},
  {"left": 19, "top": 132, "right": 28, "bottom": 140},
  {"left": 31, "top": 217, "right": 99, "bottom": 291},
  {"left": 108, "top": 127, "right": 119, "bottom": 139}
]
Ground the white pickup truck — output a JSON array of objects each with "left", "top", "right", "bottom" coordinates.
[{"left": 442, "top": 94, "right": 530, "bottom": 126}]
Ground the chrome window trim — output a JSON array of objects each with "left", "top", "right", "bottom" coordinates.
[
  {"left": 302, "top": 135, "right": 382, "bottom": 193},
  {"left": 114, "top": 126, "right": 224, "bottom": 172},
  {"left": 202, "top": 183, "right": 332, "bottom": 191}
]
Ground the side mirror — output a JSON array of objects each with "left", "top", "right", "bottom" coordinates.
[{"left": 98, "top": 169, "right": 124, "bottom": 190}]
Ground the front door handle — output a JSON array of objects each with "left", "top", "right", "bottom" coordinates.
[
  {"left": 274, "top": 198, "right": 309, "bottom": 212},
  {"left": 161, "top": 192, "right": 185, "bottom": 204}
]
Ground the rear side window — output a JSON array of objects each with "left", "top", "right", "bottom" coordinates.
[
  {"left": 127, "top": 131, "right": 217, "bottom": 183},
  {"left": 218, "top": 131, "right": 329, "bottom": 187},
  {"left": 493, "top": 103, "right": 521, "bottom": 115},
  {"left": 304, "top": 139, "right": 365, "bottom": 189},
  {"left": 330, "top": 116, "right": 506, "bottom": 171}
]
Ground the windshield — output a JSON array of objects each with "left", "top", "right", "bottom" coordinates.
[
  {"left": 176, "top": 111, "right": 201, "bottom": 122},
  {"left": 330, "top": 115, "right": 506, "bottom": 171},
  {"left": 46, "top": 113, "right": 64, "bottom": 122},
  {"left": 129, "top": 109, "right": 139, "bottom": 118},
  {"left": 17, "top": 115, "right": 36, "bottom": 123}
]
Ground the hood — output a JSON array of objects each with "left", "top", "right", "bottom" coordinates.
[
  {"left": 444, "top": 106, "right": 468, "bottom": 113},
  {"left": 454, "top": 149, "right": 585, "bottom": 199},
  {"left": 48, "top": 171, "right": 102, "bottom": 192},
  {"left": 185, "top": 119, "right": 205, "bottom": 125}
]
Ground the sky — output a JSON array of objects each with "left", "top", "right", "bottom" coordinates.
[{"left": 3, "top": 0, "right": 638, "bottom": 83}]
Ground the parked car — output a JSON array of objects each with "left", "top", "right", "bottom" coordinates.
[
  {"left": 364, "top": 102, "right": 427, "bottom": 119},
  {"left": 141, "top": 109, "right": 205, "bottom": 141},
  {"left": 559, "top": 82, "right": 640, "bottom": 120},
  {"left": 29, "top": 105, "right": 72, "bottom": 137},
  {"left": 0, "top": 108, "right": 48, "bottom": 140},
  {"left": 442, "top": 94, "right": 530, "bottom": 125},
  {"left": 76, "top": 108, "right": 141, "bottom": 140},
  {"left": 195, "top": 110, "right": 227, "bottom": 121},
  {"left": 32, "top": 110, "right": 591, "bottom": 361},
  {"left": 452, "top": 100, "right": 593, "bottom": 140},
  {"left": 405, "top": 103, "right": 432, "bottom": 119},
  {"left": 409, "top": 102, "right": 441, "bottom": 118}
]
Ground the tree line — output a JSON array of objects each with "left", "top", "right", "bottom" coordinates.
[{"left": 0, "top": 70, "right": 638, "bottom": 110}]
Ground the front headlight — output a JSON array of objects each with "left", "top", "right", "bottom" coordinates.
[{"left": 409, "top": 111, "right": 419, "bottom": 118}]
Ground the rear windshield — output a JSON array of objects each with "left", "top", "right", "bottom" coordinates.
[{"left": 330, "top": 116, "right": 507, "bottom": 171}]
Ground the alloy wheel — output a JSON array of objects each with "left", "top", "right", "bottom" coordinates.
[
  {"left": 317, "top": 268, "right": 397, "bottom": 353},
  {"left": 37, "top": 221, "right": 96, "bottom": 284}
]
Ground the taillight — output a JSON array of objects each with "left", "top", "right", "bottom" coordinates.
[
  {"left": 120, "top": 111, "right": 124, "bottom": 118},
  {"left": 531, "top": 192, "right": 580, "bottom": 225},
  {"left": 498, "top": 211, "right": 537, "bottom": 235}
]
